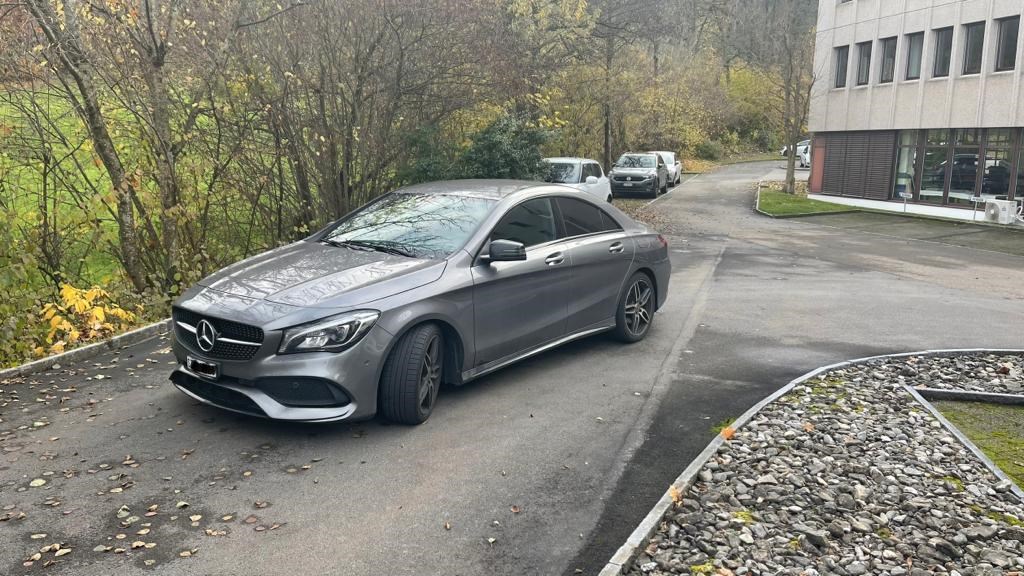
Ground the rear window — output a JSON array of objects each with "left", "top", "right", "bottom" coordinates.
[{"left": 557, "top": 197, "right": 622, "bottom": 236}]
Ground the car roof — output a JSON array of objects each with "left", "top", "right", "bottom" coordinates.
[
  {"left": 648, "top": 150, "right": 675, "bottom": 156},
  {"left": 544, "top": 157, "right": 596, "bottom": 163},
  {"left": 394, "top": 179, "right": 554, "bottom": 200}
]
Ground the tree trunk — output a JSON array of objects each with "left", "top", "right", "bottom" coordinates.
[
  {"left": 142, "top": 53, "right": 180, "bottom": 291},
  {"left": 603, "top": 35, "right": 614, "bottom": 170},
  {"left": 25, "top": 0, "right": 148, "bottom": 292}
]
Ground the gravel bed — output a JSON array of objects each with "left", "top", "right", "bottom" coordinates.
[
  {"left": 627, "top": 358, "right": 1024, "bottom": 576},
  {"left": 872, "top": 353, "right": 1023, "bottom": 396}
]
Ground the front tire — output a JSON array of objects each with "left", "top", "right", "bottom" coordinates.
[
  {"left": 612, "top": 272, "right": 656, "bottom": 343},
  {"left": 379, "top": 323, "right": 442, "bottom": 425}
]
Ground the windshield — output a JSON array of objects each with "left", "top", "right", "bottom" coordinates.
[
  {"left": 545, "top": 162, "right": 581, "bottom": 184},
  {"left": 616, "top": 154, "right": 656, "bottom": 169},
  {"left": 323, "top": 193, "right": 496, "bottom": 259}
]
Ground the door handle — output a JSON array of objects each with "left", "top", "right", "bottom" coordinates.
[
  {"left": 608, "top": 242, "right": 624, "bottom": 254},
  {"left": 545, "top": 252, "right": 564, "bottom": 266}
]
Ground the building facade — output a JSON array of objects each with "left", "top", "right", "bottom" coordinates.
[{"left": 809, "top": 0, "right": 1024, "bottom": 211}]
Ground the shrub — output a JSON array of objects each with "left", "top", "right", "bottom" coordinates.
[
  {"left": 694, "top": 140, "right": 724, "bottom": 161},
  {"left": 38, "top": 284, "right": 137, "bottom": 356},
  {"left": 458, "top": 113, "right": 550, "bottom": 180}
]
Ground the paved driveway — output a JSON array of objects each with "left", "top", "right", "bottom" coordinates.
[{"left": 2, "top": 162, "right": 1022, "bottom": 576}]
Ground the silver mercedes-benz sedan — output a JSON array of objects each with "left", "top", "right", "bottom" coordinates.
[{"left": 170, "top": 180, "right": 671, "bottom": 424}]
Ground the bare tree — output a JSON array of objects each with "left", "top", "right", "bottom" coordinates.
[{"left": 722, "top": 0, "right": 816, "bottom": 193}]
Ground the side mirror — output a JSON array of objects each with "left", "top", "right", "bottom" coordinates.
[
  {"left": 487, "top": 239, "right": 527, "bottom": 262},
  {"left": 585, "top": 176, "right": 599, "bottom": 185}
]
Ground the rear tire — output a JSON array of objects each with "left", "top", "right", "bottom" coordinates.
[
  {"left": 612, "top": 272, "right": 656, "bottom": 343},
  {"left": 379, "top": 323, "right": 443, "bottom": 425}
]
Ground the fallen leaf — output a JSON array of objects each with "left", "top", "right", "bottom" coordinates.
[
  {"left": 510, "top": 505, "right": 521, "bottom": 514},
  {"left": 54, "top": 548, "right": 71, "bottom": 557},
  {"left": 444, "top": 521, "right": 451, "bottom": 530},
  {"left": 136, "top": 528, "right": 150, "bottom": 535},
  {"left": 254, "top": 501, "right": 269, "bottom": 509},
  {"left": 243, "top": 515, "right": 258, "bottom": 524},
  {"left": 669, "top": 485, "right": 684, "bottom": 506},
  {"left": 30, "top": 533, "right": 47, "bottom": 539},
  {"left": 144, "top": 559, "right": 156, "bottom": 566},
  {"left": 131, "top": 541, "right": 146, "bottom": 549},
  {"left": 29, "top": 479, "right": 47, "bottom": 487},
  {"left": 486, "top": 537, "right": 496, "bottom": 545},
  {"left": 175, "top": 501, "right": 189, "bottom": 509},
  {"left": 221, "top": 515, "right": 234, "bottom": 521},
  {"left": 721, "top": 426, "right": 736, "bottom": 440},
  {"left": 189, "top": 514, "right": 202, "bottom": 522},
  {"left": 803, "top": 422, "right": 815, "bottom": 432}
]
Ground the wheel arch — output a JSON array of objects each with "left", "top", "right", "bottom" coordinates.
[{"left": 376, "top": 315, "right": 468, "bottom": 389}]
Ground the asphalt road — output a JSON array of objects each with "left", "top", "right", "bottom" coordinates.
[{"left": 3, "top": 162, "right": 1023, "bottom": 576}]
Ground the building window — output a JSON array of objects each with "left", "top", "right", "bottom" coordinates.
[
  {"left": 879, "top": 37, "right": 897, "bottom": 83},
  {"left": 856, "top": 41, "right": 872, "bottom": 85},
  {"left": 921, "top": 130, "right": 950, "bottom": 204},
  {"left": 996, "top": 16, "right": 1020, "bottom": 72},
  {"left": 963, "top": 22, "right": 986, "bottom": 75},
  {"left": 933, "top": 27, "right": 954, "bottom": 77},
  {"left": 1017, "top": 134, "right": 1024, "bottom": 201},
  {"left": 982, "top": 129, "right": 1014, "bottom": 203},
  {"left": 947, "top": 129, "right": 981, "bottom": 206},
  {"left": 834, "top": 45, "right": 849, "bottom": 88},
  {"left": 906, "top": 32, "right": 924, "bottom": 80},
  {"left": 893, "top": 131, "right": 918, "bottom": 200}
]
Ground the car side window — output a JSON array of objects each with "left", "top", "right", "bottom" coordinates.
[
  {"left": 557, "top": 197, "right": 621, "bottom": 237},
  {"left": 490, "top": 198, "right": 557, "bottom": 248}
]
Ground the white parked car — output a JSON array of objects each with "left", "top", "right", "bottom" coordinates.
[
  {"left": 781, "top": 140, "right": 811, "bottom": 168},
  {"left": 649, "top": 151, "right": 682, "bottom": 185},
  {"left": 542, "top": 157, "right": 612, "bottom": 202}
]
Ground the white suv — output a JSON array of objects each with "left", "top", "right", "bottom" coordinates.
[{"left": 542, "top": 157, "right": 613, "bottom": 202}]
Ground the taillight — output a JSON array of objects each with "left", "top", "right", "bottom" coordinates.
[{"left": 657, "top": 234, "right": 668, "bottom": 248}]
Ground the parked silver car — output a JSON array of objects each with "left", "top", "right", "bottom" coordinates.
[{"left": 170, "top": 181, "right": 671, "bottom": 424}]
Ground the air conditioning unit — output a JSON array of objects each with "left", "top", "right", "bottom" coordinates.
[{"left": 984, "top": 199, "right": 1017, "bottom": 225}]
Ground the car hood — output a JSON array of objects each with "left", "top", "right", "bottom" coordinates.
[
  {"left": 612, "top": 168, "right": 657, "bottom": 177},
  {"left": 198, "top": 240, "right": 445, "bottom": 308}
]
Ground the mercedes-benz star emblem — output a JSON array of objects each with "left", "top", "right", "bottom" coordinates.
[{"left": 196, "top": 319, "right": 218, "bottom": 352}]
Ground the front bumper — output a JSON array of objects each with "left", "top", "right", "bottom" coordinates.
[
  {"left": 611, "top": 180, "right": 658, "bottom": 196},
  {"left": 169, "top": 323, "right": 391, "bottom": 422}
]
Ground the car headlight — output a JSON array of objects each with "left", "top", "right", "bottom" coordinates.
[
  {"left": 642, "top": 174, "right": 655, "bottom": 181},
  {"left": 279, "top": 310, "right": 380, "bottom": 354}
]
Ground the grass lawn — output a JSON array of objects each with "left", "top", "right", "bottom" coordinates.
[
  {"left": 935, "top": 400, "right": 1024, "bottom": 488},
  {"left": 757, "top": 188, "right": 853, "bottom": 217}
]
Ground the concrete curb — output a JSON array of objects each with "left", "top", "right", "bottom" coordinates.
[
  {"left": 916, "top": 387, "right": 1024, "bottom": 406},
  {"left": 0, "top": 319, "right": 172, "bottom": 381},
  {"left": 597, "top": 348, "right": 1024, "bottom": 576}
]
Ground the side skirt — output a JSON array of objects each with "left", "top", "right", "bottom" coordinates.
[{"left": 461, "top": 323, "right": 614, "bottom": 383}]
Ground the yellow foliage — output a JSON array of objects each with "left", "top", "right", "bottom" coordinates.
[{"left": 41, "top": 284, "right": 137, "bottom": 347}]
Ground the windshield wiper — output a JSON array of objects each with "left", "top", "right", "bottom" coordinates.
[{"left": 323, "top": 238, "right": 415, "bottom": 258}]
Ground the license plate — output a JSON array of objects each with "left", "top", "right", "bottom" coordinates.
[
  {"left": 623, "top": 182, "right": 633, "bottom": 187},
  {"left": 186, "top": 356, "right": 220, "bottom": 381}
]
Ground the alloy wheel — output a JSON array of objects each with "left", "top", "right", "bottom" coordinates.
[
  {"left": 418, "top": 336, "right": 441, "bottom": 411},
  {"left": 623, "top": 278, "right": 653, "bottom": 337}
]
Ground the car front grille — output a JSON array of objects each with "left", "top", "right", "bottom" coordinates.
[{"left": 172, "top": 307, "right": 264, "bottom": 361}]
